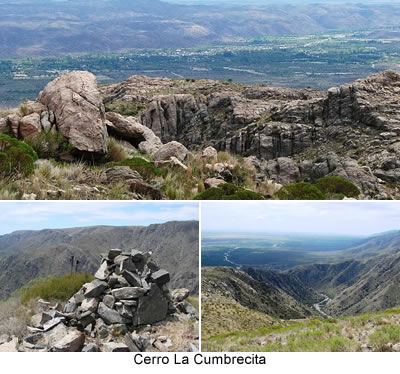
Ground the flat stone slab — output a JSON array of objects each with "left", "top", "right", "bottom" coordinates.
[
  {"left": 122, "top": 270, "right": 142, "bottom": 287},
  {"left": 150, "top": 269, "right": 170, "bottom": 285},
  {"left": 51, "top": 331, "right": 85, "bottom": 352},
  {"left": 97, "top": 302, "right": 129, "bottom": 325},
  {"left": 84, "top": 280, "right": 108, "bottom": 298},
  {"left": 103, "top": 342, "right": 130, "bottom": 352},
  {"left": 0, "top": 337, "right": 19, "bottom": 352},
  {"left": 112, "top": 287, "right": 146, "bottom": 300}
]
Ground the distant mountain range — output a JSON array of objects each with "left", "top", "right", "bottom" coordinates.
[
  {"left": 1, "top": 1, "right": 400, "bottom": 57},
  {"left": 203, "top": 229, "right": 400, "bottom": 319},
  {"left": 0, "top": 221, "right": 199, "bottom": 300}
]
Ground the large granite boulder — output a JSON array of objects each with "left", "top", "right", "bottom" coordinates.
[{"left": 39, "top": 71, "right": 108, "bottom": 154}]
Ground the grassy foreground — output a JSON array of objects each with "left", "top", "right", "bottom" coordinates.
[{"left": 202, "top": 301, "right": 400, "bottom": 352}]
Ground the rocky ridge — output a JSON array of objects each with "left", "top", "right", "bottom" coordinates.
[
  {"left": 101, "top": 70, "right": 400, "bottom": 199},
  {"left": 2, "top": 70, "right": 400, "bottom": 199},
  {"left": 2, "top": 248, "right": 198, "bottom": 353}
]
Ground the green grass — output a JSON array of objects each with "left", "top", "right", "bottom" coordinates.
[
  {"left": 203, "top": 303, "right": 400, "bottom": 352},
  {"left": 15, "top": 273, "right": 94, "bottom": 304},
  {"left": 194, "top": 183, "right": 264, "bottom": 200},
  {"left": 369, "top": 325, "right": 400, "bottom": 351},
  {"left": 105, "top": 157, "right": 163, "bottom": 179},
  {"left": 187, "top": 296, "right": 199, "bottom": 313}
]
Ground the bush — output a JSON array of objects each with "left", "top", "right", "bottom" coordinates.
[
  {"left": 0, "top": 134, "right": 38, "bottom": 176},
  {"left": 315, "top": 176, "right": 360, "bottom": 198},
  {"left": 24, "top": 131, "right": 74, "bottom": 160},
  {"left": 275, "top": 182, "right": 325, "bottom": 200},
  {"left": 16, "top": 273, "right": 94, "bottom": 304},
  {"left": 106, "top": 157, "right": 163, "bottom": 179},
  {"left": 194, "top": 183, "right": 264, "bottom": 200},
  {"left": 105, "top": 102, "right": 146, "bottom": 117}
]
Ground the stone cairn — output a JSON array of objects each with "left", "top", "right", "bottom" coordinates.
[{"left": 23, "top": 248, "right": 197, "bottom": 352}]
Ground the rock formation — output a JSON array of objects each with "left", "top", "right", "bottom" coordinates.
[
  {"left": 100, "top": 70, "right": 400, "bottom": 198},
  {"left": 14, "top": 248, "right": 198, "bottom": 352},
  {"left": 2, "top": 69, "right": 400, "bottom": 198}
]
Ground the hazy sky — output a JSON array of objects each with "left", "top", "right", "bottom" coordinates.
[
  {"left": 0, "top": 202, "right": 199, "bottom": 235},
  {"left": 202, "top": 202, "right": 400, "bottom": 236}
]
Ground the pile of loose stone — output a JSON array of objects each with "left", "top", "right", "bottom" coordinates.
[{"left": 19, "top": 248, "right": 198, "bottom": 352}]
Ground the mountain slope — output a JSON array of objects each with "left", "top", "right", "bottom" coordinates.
[
  {"left": 0, "top": 221, "right": 199, "bottom": 300},
  {"left": 287, "top": 239, "right": 400, "bottom": 317},
  {"left": 202, "top": 267, "right": 316, "bottom": 320},
  {"left": 1, "top": 1, "right": 400, "bottom": 57}
]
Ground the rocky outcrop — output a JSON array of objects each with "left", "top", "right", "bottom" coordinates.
[
  {"left": 39, "top": 71, "right": 108, "bottom": 154},
  {"left": 105, "top": 112, "right": 162, "bottom": 155},
  {"left": 100, "top": 70, "right": 400, "bottom": 198},
  {"left": 13, "top": 248, "right": 198, "bottom": 352}
]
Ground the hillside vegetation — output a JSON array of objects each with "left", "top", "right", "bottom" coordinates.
[{"left": 203, "top": 305, "right": 400, "bottom": 352}]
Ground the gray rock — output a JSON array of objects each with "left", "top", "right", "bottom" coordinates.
[
  {"left": 19, "top": 113, "right": 41, "bottom": 139},
  {"left": 95, "top": 319, "right": 109, "bottom": 339},
  {"left": 97, "top": 302, "right": 128, "bottom": 325},
  {"left": 112, "top": 287, "right": 146, "bottom": 300},
  {"left": 42, "top": 317, "right": 65, "bottom": 332},
  {"left": 102, "top": 342, "right": 130, "bottom": 352},
  {"left": 108, "top": 248, "right": 122, "bottom": 260},
  {"left": 113, "top": 255, "right": 130, "bottom": 266},
  {"left": 120, "top": 258, "right": 136, "bottom": 273},
  {"left": 31, "top": 312, "right": 52, "bottom": 329},
  {"left": 82, "top": 343, "right": 99, "bottom": 352},
  {"left": 122, "top": 270, "right": 142, "bottom": 287},
  {"left": 171, "top": 289, "right": 190, "bottom": 303},
  {"left": 130, "top": 249, "right": 144, "bottom": 261},
  {"left": 94, "top": 261, "right": 110, "bottom": 281},
  {"left": 202, "top": 146, "right": 218, "bottom": 160},
  {"left": 103, "top": 295, "right": 116, "bottom": 309},
  {"left": 176, "top": 301, "right": 198, "bottom": 318},
  {"left": 0, "top": 336, "right": 19, "bottom": 352},
  {"left": 150, "top": 269, "right": 170, "bottom": 286},
  {"left": 84, "top": 280, "right": 108, "bottom": 298},
  {"left": 130, "top": 332, "right": 150, "bottom": 352},
  {"left": 39, "top": 71, "right": 108, "bottom": 154},
  {"left": 124, "top": 334, "right": 141, "bottom": 352},
  {"left": 135, "top": 284, "right": 168, "bottom": 326},
  {"left": 51, "top": 331, "right": 85, "bottom": 352},
  {"left": 153, "top": 141, "right": 189, "bottom": 162},
  {"left": 80, "top": 298, "right": 98, "bottom": 313},
  {"left": 204, "top": 178, "right": 226, "bottom": 189}
]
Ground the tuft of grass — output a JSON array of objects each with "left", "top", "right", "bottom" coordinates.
[
  {"left": 194, "top": 183, "right": 264, "bottom": 200},
  {"left": 15, "top": 273, "right": 94, "bottom": 304},
  {"left": 187, "top": 296, "right": 199, "bottom": 313},
  {"left": 369, "top": 325, "right": 400, "bottom": 351},
  {"left": 0, "top": 134, "right": 38, "bottom": 176},
  {"left": 103, "top": 137, "right": 130, "bottom": 163},
  {"left": 24, "top": 131, "right": 74, "bottom": 160},
  {"left": 315, "top": 176, "right": 360, "bottom": 198},
  {"left": 106, "top": 157, "right": 163, "bottom": 180},
  {"left": 105, "top": 102, "right": 146, "bottom": 117},
  {"left": 275, "top": 182, "right": 325, "bottom": 200}
]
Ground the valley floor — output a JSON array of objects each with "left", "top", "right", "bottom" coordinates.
[{"left": 202, "top": 305, "right": 400, "bottom": 352}]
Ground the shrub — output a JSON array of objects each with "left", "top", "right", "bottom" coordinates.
[
  {"left": 105, "top": 102, "right": 146, "bottom": 117},
  {"left": 275, "top": 182, "right": 325, "bottom": 200},
  {"left": 106, "top": 157, "right": 163, "bottom": 179},
  {"left": 194, "top": 183, "right": 264, "bottom": 200},
  {"left": 16, "top": 273, "right": 94, "bottom": 304},
  {"left": 315, "top": 176, "right": 360, "bottom": 198},
  {"left": 0, "top": 134, "right": 38, "bottom": 176},
  {"left": 104, "top": 137, "right": 129, "bottom": 163},
  {"left": 24, "top": 131, "right": 74, "bottom": 160},
  {"left": 369, "top": 325, "right": 400, "bottom": 351}
]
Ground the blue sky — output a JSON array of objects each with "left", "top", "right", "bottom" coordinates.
[
  {"left": 202, "top": 201, "right": 400, "bottom": 236},
  {"left": 0, "top": 202, "right": 199, "bottom": 235}
]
